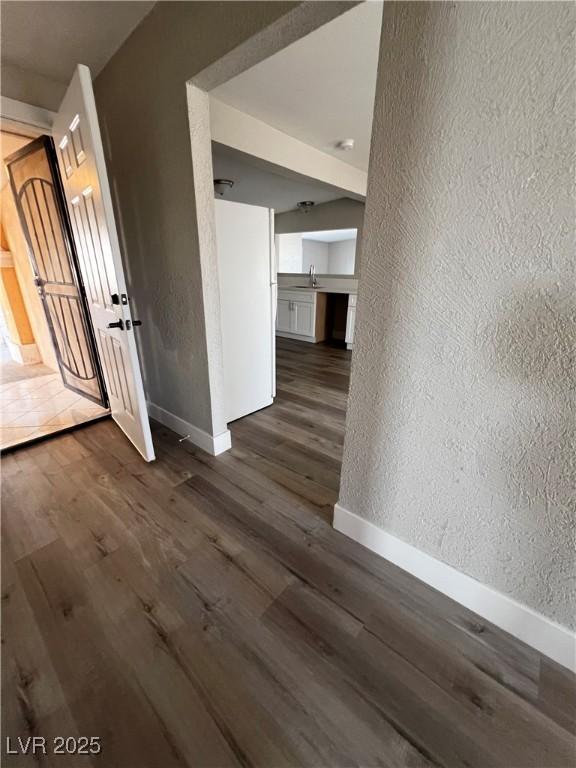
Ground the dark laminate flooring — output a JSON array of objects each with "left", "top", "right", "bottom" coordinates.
[{"left": 2, "top": 338, "right": 575, "bottom": 767}]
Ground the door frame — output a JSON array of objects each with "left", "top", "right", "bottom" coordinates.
[
  {"left": 2, "top": 114, "right": 109, "bottom": 409},
  {"left": 0, "top": 96, "right": 55, "bottom": 136},
  {"left": 45, "top": 134, "right": 108, "bottom": 407},
  {"left": 184, "top": 3, "right": 357, "bottom": 447},
  {"left": 6, "top": 135, "right": 109, "bottom": 408}
]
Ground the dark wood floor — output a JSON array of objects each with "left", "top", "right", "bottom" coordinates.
[{"left": 2, "top": 338, "right": 575, "bottom": 767}]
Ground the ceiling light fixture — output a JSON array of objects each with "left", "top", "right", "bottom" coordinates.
[
  {"left": 336, "top": 138, "right": 355, "bottom": 151},
  {"left": 214, "top": 179, "right": 234, "bottom": 196},
  {"left": 297, "top": 201, "right": 315, "bottom": 213}
]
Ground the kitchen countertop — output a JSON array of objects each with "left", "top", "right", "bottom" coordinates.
[{"left": 278, "top": 285, "right": 357, "bottom": 295}]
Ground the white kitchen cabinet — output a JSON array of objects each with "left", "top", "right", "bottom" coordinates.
[
  {"left": 292, "top": 300, "right": 315, "bottom": 336},
  {"left": 276, "top": 298, "right": 292, "bottom": 333},
  {"left": 345, "top": 294, "right": 357, "bottom": 348},
  {"left": 276, "top": 289, "right": 325, "bottom": 342}
]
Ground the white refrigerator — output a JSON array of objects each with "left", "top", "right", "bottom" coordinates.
[{"left": 215, "top": 198, "right": 276, "bottom": 424}]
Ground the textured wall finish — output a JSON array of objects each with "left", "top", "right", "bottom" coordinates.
[
  {"left": 339, "top": 2, "right": 575, "bottom": 629},
  {"left": 328, "top": 238, "right": 356, "bottom": 274},
  {"left": 276, "top": 197, "right": 365, "bottom": 277},
  {"left": 94, "top": 2, "right": 358, "bottom": 436},
  {"left": 94, "top": 2, "right": 299, "bottom": 433},
  {"left": 275, "top": 197, "right": 364, "bottom": 235},
  {"left": 0, "top": 62, "right": 66, "bottom": 112}
]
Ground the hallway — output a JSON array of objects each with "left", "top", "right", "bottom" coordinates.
[{"left": 2, "top": 340, "right": 574, "bottom": 767}]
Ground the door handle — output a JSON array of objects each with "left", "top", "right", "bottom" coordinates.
[
  {"left": 132, "top": 320, "right": 142, "bottom": 327},
  {"left": 107, "top": 319, "right": 124, "bottom": 330}
]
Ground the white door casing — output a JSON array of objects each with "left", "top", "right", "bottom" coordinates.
[
  {"left": 269, "top": 213, "right": 276, "bottom": 399},
  {"left": 345, "top": 306, "right": 356, "bottom": 345},
  {"left": 53, "top": 65, "right": 155, "bottom": 461}
]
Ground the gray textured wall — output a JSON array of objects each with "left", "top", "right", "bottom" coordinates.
[
  {"left": 275, "top": 197, "right": 364, "bottom": 234},
  {"left": 94, "top": 1, "right": 297, "bottom": 434},
  {"left": 276, "top": 197, "right": 365, "bottom": 277},
  {"left": 1, "top": 62, "right": 66, "bottom": 111},
  {"left": 339, "top": 2, "right": 575, "bottom": 628}
]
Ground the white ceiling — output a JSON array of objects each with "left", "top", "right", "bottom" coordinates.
[
  {"left": 1, "top": 1, "right": 154, "bottom": 85},
  {"left": 212, "top": 2, "right": 383, "bottom": 172},
  {"left": 212, "top": 143, "right": 350, "bottom": 214},
  {"left": 303, "top": 229, "right": 357, "bottom": 243}
]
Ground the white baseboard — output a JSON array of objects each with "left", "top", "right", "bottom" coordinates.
[
  {"left": 147, "top": 402, "right": 231, "bottom": 456},
  {"left": 276, "top": 331, "right": 317, "bottom": 344},
  {"left": 333, "top": 503, "right": 576, "bottom": 671}
]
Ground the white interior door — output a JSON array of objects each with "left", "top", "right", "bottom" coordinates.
[
  {"left": 215, "top": 199, "right": 274, "bottom": 423},
  {"left": 53, "top": 65, "right": 154, "bottom": 461}
]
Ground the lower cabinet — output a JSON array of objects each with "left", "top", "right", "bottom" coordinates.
[
  {"left": 277, "top": 289, "right": 356, "bottom": 344},
  {"left": 345, "top": 294, "right": 357, "bottom": 348},
  {"left": 276, "top": 298, "right": 292, "bottom": 333},
  {"left": 276, "top": 297, "right": 315, "bottom": 335},
  {"left": 292, "top": 300, "right": 314, "bottom": 336},
  {"left": 276, "top": 290, "right": 323, "bottom": 341}
]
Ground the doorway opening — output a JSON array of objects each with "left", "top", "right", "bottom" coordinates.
[
  {"left": 212, "top": 144, "right": 359, "bottom": 406},
  {"left": 1, "top": 64, "right": 156, "bottom": 461},
  {"left": 211, "top": 151, "right": 357, "bottom": 518},
  {"left": 0, "top": 130, "right": 109, "bottom": 450},
  {"left": 187, "top": 2, "right": 381, "bottom": 486}
]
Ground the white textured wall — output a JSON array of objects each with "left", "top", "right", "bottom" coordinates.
[
  {"left": 328, "top": 238, "right": 356, "bottom": 274},
  {"left": 277, "top": 233, "right": 303, "bottom": 272},
  {"left": 339, "top": 2, "right": 575, "bottom": 629},
  {"left": 302, "top": 239, "right": 329, "bottom": 273},
  {"left": 276, "top": 199, "right": 364, "bottom": 276}
]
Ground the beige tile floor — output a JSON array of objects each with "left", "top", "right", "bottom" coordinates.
[{"left": 0, "top": 372, "right": 109, "bottom": 450}]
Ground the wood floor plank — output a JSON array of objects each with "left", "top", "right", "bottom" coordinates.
[
  {"left": 538, "top": 658, "right": 576, "bottom": 735},
  {"left": 14, "top": 539, "right": 186, "bottom": 768},
  {"left": 365, "top": 608, "right": 573, "bottom": 766},
  {"left": 2, "top": 339, "right": 574, "bottom": 767},
  {"left": 263, "top": 582, "right": 499, "bottom": 768},
  {"left": 248, "top": 410, "right": 344, "bottom": 461},
  {"left": 2, "top": 578, "right": 93, "bottom": 768},
  {"left": 82, "top": 550, "right": 242, "bottom": 768}
]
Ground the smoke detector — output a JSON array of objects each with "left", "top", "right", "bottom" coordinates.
[
  {"left": 336, "top": 138, "right": 355, "bottom": 151},
  {"left": 214, "top": 179, "right": 234, "bottom": 196},
  {"left": 297, "top": 201, "right": 315, "bottom": 213}
]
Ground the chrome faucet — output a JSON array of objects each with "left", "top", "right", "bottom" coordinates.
[{"left": 309, "top": 264, "right": 317, "bottom": 288}]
